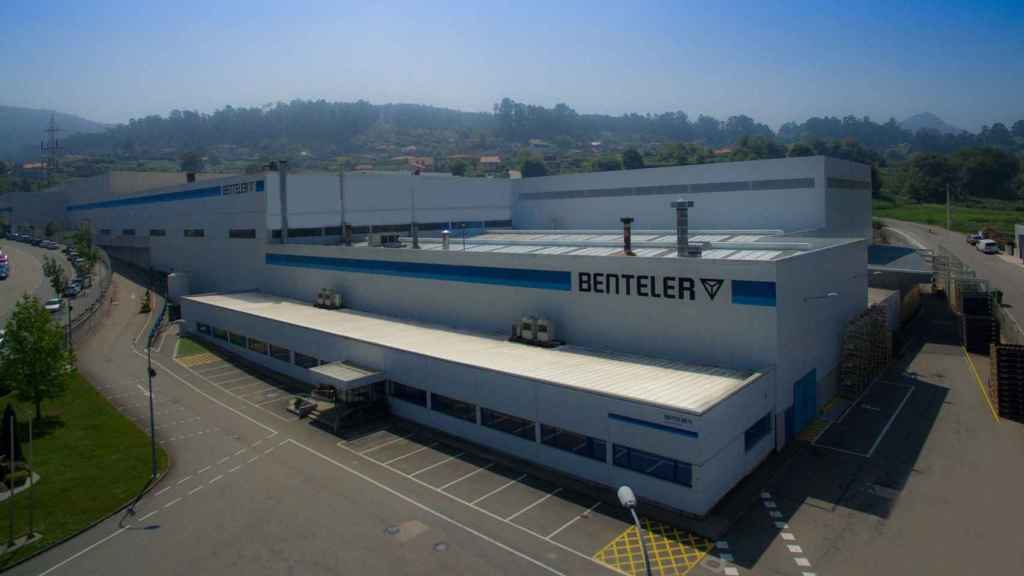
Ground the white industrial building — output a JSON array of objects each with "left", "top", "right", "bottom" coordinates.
[{"left": 0, "top": 155, "right": 872, "bottom": 516}]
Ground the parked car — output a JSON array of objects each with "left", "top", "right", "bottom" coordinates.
[
  {"left": 976, "top": 239, "right": 999, "bottom": 254},
  {"left": 44, "top": 297, "right": 63, "bottom": 313},
  {"left": 966, "top": 233, "right": 984, "bottom": 245},
  {"left": 63, "top": 283, "right": 81, "bottom": 298}
]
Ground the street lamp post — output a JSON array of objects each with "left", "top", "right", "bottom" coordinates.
[
  {"left": 618, "top": 486, "right": 654, "bottom": 576},
  {"left": 147, "top": 343, "right": 157, "bottom": 479}
]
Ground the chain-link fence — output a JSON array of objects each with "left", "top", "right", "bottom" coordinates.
[{"left": 69, "top": 247, "right": 113, "bottom": 345}]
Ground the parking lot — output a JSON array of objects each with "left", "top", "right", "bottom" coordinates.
[{"left": 175, "top": 346, "right": 721, "bottom": 576}]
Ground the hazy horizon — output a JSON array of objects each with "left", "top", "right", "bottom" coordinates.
[{"left": 2, "top": 0, "right": 1022, "bottom": 131}]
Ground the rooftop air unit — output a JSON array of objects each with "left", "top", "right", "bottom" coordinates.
[
  {"left": 369, "top": 232, "right": 401, "bottom": 247},
  {"left": 519, "top": 316, "right": 537, "bottom": 341},
  {"left": 535, "top": 318, "right": 555, "bottom": 343}
]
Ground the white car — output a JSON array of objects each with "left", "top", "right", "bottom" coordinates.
[
  {"left": 976, "top": 239, "right": 999, "bottom": 254},
  {"left": 44, "top": 297, "right": 63, "bottom": 313}
]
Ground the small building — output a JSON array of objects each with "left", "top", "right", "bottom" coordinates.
[{"left": 479, "top": 155, "right": 503, "bottom": 172}]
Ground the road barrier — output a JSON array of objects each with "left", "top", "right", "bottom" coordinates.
[{"left": 69, "top": 246, "right": 113, "bottom": 345}]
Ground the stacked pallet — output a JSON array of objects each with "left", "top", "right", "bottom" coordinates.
[{"left": 994, "top": 344, "right": 1024, "bottom": 423}]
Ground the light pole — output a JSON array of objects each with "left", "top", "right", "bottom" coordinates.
[
  {"left": 618, "top": 486, "right": 654, "bottom": 576},
  {"left": 65, "top": 302, "right": 73, "bottom": 351},
  {"left": 147, "top": 342, "right": 157, "bottom": 479}
]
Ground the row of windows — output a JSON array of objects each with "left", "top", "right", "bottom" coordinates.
[
  {"left": 184, "top": 229, "right": 205, "bottom": 238},
  {"left": 387, "top": 384, "right": 609, "bottom": 465},
  {"left": 268, "top": 220, "right": 515, "bottom": 239},
  {"left": 744, "top": 413, "right": 772, "bottom": 452},
  {"left": 103, "top": 228, "right": 257, "bottom": 239},
  {"left": 200, "top": 322, "right": 324, "bottom": 371},
  {"left": 613, "top": 445, "right": 693, "bottom": 487}
]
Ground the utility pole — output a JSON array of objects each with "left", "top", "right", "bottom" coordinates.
[{"left": 946, "top": 183, "right": 951, "bottom": 231}]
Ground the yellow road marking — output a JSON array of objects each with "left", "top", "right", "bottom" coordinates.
[
  {"left": 176, "top": 352, "right": 220, "bottom": 368},
  {"left": 594, "top": 518, "right": 713, "bottom": 576},
  {"left": 962, "top": 346, "right": 999, "bottom": 422}
]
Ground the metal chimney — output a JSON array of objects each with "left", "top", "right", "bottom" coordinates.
[
  {"left": 442, "top": 229, "right": 451, "bottom": 251},
  {"left": 186, "top": 172, "right": 196, "bottom": 183},
  {"left": 278, "top": 160, "right": 289, "bottom": 244},
  {"left": 621, "top": 217, "right": 635, "bottom": 256},
  {"left": 670, "top": 200, "right": 694, "bottom": 257}
]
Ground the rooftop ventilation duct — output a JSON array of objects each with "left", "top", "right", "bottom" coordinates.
[
  {"left": 621, "top": 217, "right": 635, "bottom": 256},
  {"left": 671, "top": 200, "right": 701, "bottom": 257}
]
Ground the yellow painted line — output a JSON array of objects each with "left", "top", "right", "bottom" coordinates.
[
  {"left": 594, "top": 519, "right": 713, "bottom": 576},
  {"left": 175, "top": 352, "right": 220, "bottom": 368},
  {"left": 962, "top": 346, "right": 999, "bottom": 423}
]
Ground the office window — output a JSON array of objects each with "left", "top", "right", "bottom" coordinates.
[
  {"left": 122, "top": 228, "right": 135, "bottom": 236},
  {"left": 324, "top": 226, "right": 343, "bottom": 236},
  {"left": 228, "top": 332, "right": 245, "bottom": 347},
  {"left": 613, "top": 444, "right": 692, "bottom": 487},
  {"left": 744, "top": 413, "right": 772, "bottom": 452},
  {"left": 212, "top": 327, "right": 228, "bottom": 341},
  {"left": 196, "top": 322, "right": 210, "bottom": 335},
  {"left": 229, "top": 228, "right": 257, "bottom": 239},
  {"left": 149, "top": 228, "right": 166, "bottom": 237},
  {"left": 540, "top": 424, "right": 606, "bottom": 462},
  {"left": 481, "top": 408, "right": 535, "bottom": 441},
  {"left": 430, "top": 393, "right": 476, "bottom": 423},
  {"left": 268, "top": 344, "right": 290, "bottom": 363},
  {"left": 184, "top": 228, "right": 205, "bottom": 238},
  {"left": 294, "top": 352, "right": 319, "bottom": 369},
  {"left": 100, "top": 229, "right": 111, "bottom": 236},
  {"left": 390, "top": 382, "right": 427, "bottom": 407},
  {"left": 247, "top": 337, "right": 268, "bottom": 355}
]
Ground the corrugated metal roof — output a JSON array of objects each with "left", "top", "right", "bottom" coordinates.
[{"left": 186, "top": 292, "right": 761, "bottom": 415}]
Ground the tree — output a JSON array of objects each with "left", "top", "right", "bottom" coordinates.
[
  {"left": 42, "top": 255, "right": 68, "bottom": 296},
  {"left": 0, "top": 161, "right": 8, "bottom": 176},
  {"left": 44, "top": 220, "right": 59, "bottom": 238},
  {"left": 953, "top": 147, "right": 1019, "bottom": 200},
  {"left": 450, "top": 159, "right": 469, "bottom": 177},
  {"left": 178, "top": 150, "right": 205, "bottom": 173},
  {"left": 622, "top": 148, "right": 645, "bottom": 170},
  {"left": 518, "top": 153, "right": 548, "bottom": 178},
  {"left": 787, "top": 143, "right": 815, "bottom": 157},
  {"left": 0, "top": 295, "right": 74, "bottom": 420},
  {"left": 589, "top": 156, "right": 622, "bottom": 172},
  {"left": 1012, "top": 120, "right": 1024, "bottom": 139},
  {"left": 904, "top": 153, "right": 957, "bottom": 203}
]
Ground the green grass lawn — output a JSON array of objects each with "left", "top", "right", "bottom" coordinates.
[
  {"left": 0, "top": 372, "right": 167, "bottom": 568},
  {"left": 175, "top": 336, "right": 209, "bottom": 358},
  {"left": 874, "top": 198, "right": 1022, "bottom": 238}
]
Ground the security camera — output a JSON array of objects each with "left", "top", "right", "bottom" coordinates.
[{"left": 617, "top": 486, "right": 637, "bottom": 509}]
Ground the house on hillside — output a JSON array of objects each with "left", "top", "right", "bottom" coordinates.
[{"left": 479, "top": 155, "right": 502, "bottom": 173}]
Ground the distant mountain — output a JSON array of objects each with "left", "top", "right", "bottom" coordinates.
[
  {"left": 900, "top": 112, "right": 965, "bottom": 135},
  {"left": 0, "top": 105, "right": 108, "bottom": 161}
]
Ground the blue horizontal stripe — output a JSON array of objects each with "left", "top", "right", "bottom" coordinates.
[
  {"left": 66, "top": 186, "right": 223, "bottom": 212},
  {"left": 608, "top": 413, "right": 699, "bottom": 439},
  {"left": 731, "top": 280, "right": 776, "bottom": 307},
  {"left": 266, "top": 253, "right": 572, "bottom": 291}
]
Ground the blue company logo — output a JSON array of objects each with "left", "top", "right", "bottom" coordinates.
[{"left": 577, "top": 271, "right": 724, "bottom": 301}]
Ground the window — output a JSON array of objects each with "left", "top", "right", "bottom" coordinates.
[
  {"left": 122, "top": 228, "right": 135, "bottom": 236},
  {"left": 269, "top": 344, "right": 290, "bottom": 363},
  {"left": 228, "top": 332, "right": 245, "bottom": 347},
  {"left": 212, "top": 327, "right": 228, "bottom": 341},
  {"left": 184, "top": 228, "right": 205, "bottom": 238},
  {"left": 390, "top": 382, "right": 427, "bottom": 407},
  {"left": 289, "top": 227, "right": 324, "bottom": 238},
  {"left": 294, "top": 352, "right": 319, "bottom": 369},
  {"left": 481, "top": 408, "right": 535, "bottom": 441},
  {"left": 744, "top": 413, "right": 772, "bottom": 452},
  {"left": 149, "top": 229, "right": 166, "bottom": 237},
  {"left": 100, "top": 229, "right": 111, "bottom": 236},
  {"left": 613, "top": 444, "right": 692, "bottom": 487},
  {"left": 324, "top": 226, "right": 343, "bottom": 236},
  {"left": 229, "top": 228, "right": 257, "bottom": 239},
  {"left": 540, "top": 424, "right": 606, "bottom": 462},
  {"left": 196, "top": 322, "right": 210, "bottom": 335},
  {"left": 247, "top": 337, "right": 268, "bottom": 355},
  {"left": 430, "top": 393, "right": 476, "bottom": 423}
]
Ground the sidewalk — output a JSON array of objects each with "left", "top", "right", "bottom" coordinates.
[{"left": 996, "top": 253, "right": 1023, "bottom": 268}]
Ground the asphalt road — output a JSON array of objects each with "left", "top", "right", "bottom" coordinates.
[
  {"left": 882, "top": 218, "right": 1024, "bottom": 336},
  {"left": 0, "top": 240, "right": 106, "bottom": 330}
]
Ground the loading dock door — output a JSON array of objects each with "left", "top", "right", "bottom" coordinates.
[{"left": 791, "top": 369, "right": 817, "bottom": 438}]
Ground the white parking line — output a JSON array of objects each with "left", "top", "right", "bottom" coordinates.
[
  {"left": 155, "top": 486, "right": 171, "bottom": 496},
  {"left": 197, "top": 465, "right": 211, "bottom": 474},
  {"left": 188, "top": 485, "right": 203, "bottom": 496},
  {"left": 410, "top": 452, "right": 464, "bottom": 477},
  {"left": 383, "top": 442, "right": 439, "bottom": 465},
  {"left": 229, "top": 465, "right": 242, "bottom": 473},
  {"left": 209, "top": 474, "right": 224, "bottom": 484},
  {"left": 164, "top": 497, "right": 182, "bottom": 509},
  {"left": 507, "top": 488, "right": 562, "bottom": 521},
  {"left": 439, "top": 462, "right": 494, "bottom": 490},
  {"left": 247, "top": 456, "right": 259, "bottom": 464},
  {"left": 176, "top": 475, "right": 193, "bottom": 485},
  {"left": 472, "top": 474, "right": 527, "bottom": 505},
  {"left": 358, "top": 434, "right": 414, "bottom": 455},
  {"left": 263, "top": 447, "right": 275, "bottom": 455},
  {"left": 546, "top": 501, "right": 601, "bottom": 539},
  {"left": 213, "top": 374, "right": 251, "bottom": 386},
  {"left": 138, "top": 510, "right": 159, "bottom": 522},
  {"left": 217, "top": 456, "right": 230, "bottom": 464}
]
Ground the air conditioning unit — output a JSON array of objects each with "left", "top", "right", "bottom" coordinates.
[
  {"left": 519, "top": 316, "right": 537, "bottom": 341},
  {"left": 369, "top": 232, "right": 401, "bottom": 247},
  {"left": 316, "top": 288, "right": 343, "bottom": 309},
  {"left": 535, "top": 318, "right": 554, "bottom": 343}
]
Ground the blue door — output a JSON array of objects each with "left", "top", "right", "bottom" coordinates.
[{"left": 792, "top": 369, "right": 817, "bottom": 437}]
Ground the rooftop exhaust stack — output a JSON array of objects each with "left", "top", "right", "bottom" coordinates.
[
  {"left": 670, "top": 200, "right": 699, "bottom": 257},
  {"left": 186, "top": 172, "right": 196, "bottom": 183},
  {"left": 621, "top": 217, "right": 635, "bottom": 256},
  {"left": 278, "top": 160, "right": 289, "bottom": 244},
  {"left": 442, "top": 230, "right": 451, "bottom": 251}
]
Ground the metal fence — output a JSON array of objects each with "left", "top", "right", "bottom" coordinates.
[{"left": 69, "top": 247, "right": 113, "bottom": 345}]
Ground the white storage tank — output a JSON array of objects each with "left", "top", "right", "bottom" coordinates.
[{"left": 167, "top": 272, "right": 190, "bottom": 302}]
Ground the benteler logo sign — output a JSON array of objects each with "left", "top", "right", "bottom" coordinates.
[{"left": 577, "top": 272, "right": 724, "bottom": 301}]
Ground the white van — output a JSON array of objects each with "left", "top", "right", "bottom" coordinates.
[{"left": 976, "top": 239, "right": 999, "bottom": 254}]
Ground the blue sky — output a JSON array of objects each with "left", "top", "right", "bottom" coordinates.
[{"left": 1, "top": 0, "right": 1022, "bottom": 131}]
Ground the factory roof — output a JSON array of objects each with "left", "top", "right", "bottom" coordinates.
[
  {"left": 372, "top": 228, "right": 859, "bottom": 262},
  {"left": 184, "top": 291, "right": 763, "bottom": 415}
]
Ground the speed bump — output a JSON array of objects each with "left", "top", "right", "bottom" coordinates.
[{"left": 594, "top": 518, "right": 713, "bottom": 575}]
